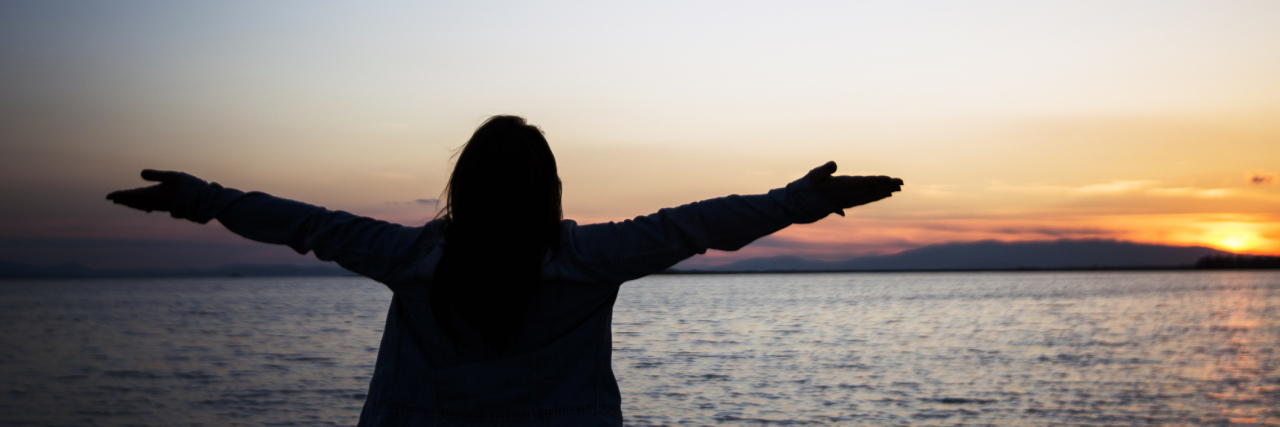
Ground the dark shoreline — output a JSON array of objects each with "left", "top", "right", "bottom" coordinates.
[
  {"left": 0, "top": 261, "right": 358, "bottom": 280},
  {"left": 3, "top": 255, "right": 1276, "bottom": 280},
  {"left": 661, "top": 254, "right": 1280, "bottom": 274},
  {"left": 658, "top": 266, "right": 1276, "bottom": 275},
  {"left": 8, "top": 267, "right": 1271, "bottom": 281}
]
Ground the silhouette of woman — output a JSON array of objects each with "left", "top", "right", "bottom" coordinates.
[{"left": 107, "top": 115, "right": 903, "bottom": 426}]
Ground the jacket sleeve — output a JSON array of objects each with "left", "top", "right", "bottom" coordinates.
[
  {"left": 557, "top": 175, "right": 841, "bottom": 283},
  {"left": 168, "top": 173, "right": 426, "bottom": 285}
]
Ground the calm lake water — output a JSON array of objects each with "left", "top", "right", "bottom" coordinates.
[{"left": 0, "top": 272, "right": 1277, "bottom": 426}]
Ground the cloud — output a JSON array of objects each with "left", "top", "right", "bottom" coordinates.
[
  {"left": 987, "top": 180, "right": 1157, "bottom": 195},
  {"left": 1248, "top": 172, "right": 1276, "bottom": 186},
  {"left": 991, "top": 226, "right": 1111, "bottom": 237},
  {"left": 1073, "top": 180, "right": 1156, "bottom": 194},
  {"left": 385, "top": 198, "right": 439, "bottom": 206},
  {"left": 1147, "top": 187, "right": 1234, "bottom": 198},
  {"left": 988, "top": 180, "right": 1250, "bottom": 199}
]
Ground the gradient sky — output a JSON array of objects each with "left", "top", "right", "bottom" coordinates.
[{"left": 2, "top": 1, "right": 1278, "bottom": 269}]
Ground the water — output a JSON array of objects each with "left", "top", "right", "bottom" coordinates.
[{"left": 0, "top": 272, "right": 1276, "bottom": 426}]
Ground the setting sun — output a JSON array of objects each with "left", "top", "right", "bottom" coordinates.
[{"left": 1206, "top": 229, "right": 1261, "bottom": 252}]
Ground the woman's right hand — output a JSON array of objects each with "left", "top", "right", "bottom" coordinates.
[
  {"left": 105, "top": 169, "right": 184, "bottom": 213},
  {"left": 806, "top": 161, "right": 903, "bottom": 210}
]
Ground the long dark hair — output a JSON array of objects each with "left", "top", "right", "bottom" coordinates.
[{"left": 430, "top": 115, "right": 562, "bottom": 357}]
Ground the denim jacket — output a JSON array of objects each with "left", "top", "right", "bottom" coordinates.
[{"left": 170, "top": 174, "right": 841, "bottom": 426}]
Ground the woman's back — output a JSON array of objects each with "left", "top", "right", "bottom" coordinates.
[
  {"left": 358, "top": 225, "right": 627, "bottom": 425},
  {"left": 357, "top": 174, "right": 848, "bottom": 424}
]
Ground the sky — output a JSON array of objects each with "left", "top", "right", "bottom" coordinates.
[{"left": 1, "top": 1, "right": 1278, "bottom": 269}]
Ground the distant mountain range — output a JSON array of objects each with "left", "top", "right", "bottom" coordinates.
[
  {"left": 0, "top": 239, "right": 1254, "bottom": 279},
  {"left": 673, "top": 239, "right": 1233, "bottom": 272},
  {"left": 0, "top": 261, "right": 355, "bottom": 280}
]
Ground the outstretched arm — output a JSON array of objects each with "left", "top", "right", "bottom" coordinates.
[
  {"left": 558, "top": 161, "right": 902, "bottom": 282},
  {"left": 107, "top": 170, "right": 425, "bottom": 285}
]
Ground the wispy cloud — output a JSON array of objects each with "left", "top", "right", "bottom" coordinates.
[
  {"left": 1147, "top": 187, "right": 1234, "bottom": 198},
  {"left": 988, "top": 180, "right": 1246, "bottom": 199},
  {"left": 386, "top": 198, "right": 439, "bottom": 206},
  {"left": 1074, "top": 180, "right": 1156, "bottom": 194},
  {"left": 987, "top": 180, "right": 1156, "bottom": 194},
  {"left": 910, "top": 184, "right": 961, "bottom": 198},
  {"left": 1248, "top": 171, "right": 1276, "bottom": 186}
]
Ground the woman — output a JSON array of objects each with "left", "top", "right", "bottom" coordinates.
[{"left": 106, "top": 116, "right": 903, "bottom": 426}]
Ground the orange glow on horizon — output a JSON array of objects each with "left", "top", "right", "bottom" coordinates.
[
  {"left": 1206, "top": 229, "right": 1261, "bottom": 253},
  {"left": 1166, "top": 221, "right": 1277, "bottom": 255},
  {"left": 681, "top": 213, "right": 1280, "bottom": 265}
]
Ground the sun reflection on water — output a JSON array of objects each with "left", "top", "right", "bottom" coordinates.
[{"left": 1199, "top": 282, "right": 1277, "bottom": 425}]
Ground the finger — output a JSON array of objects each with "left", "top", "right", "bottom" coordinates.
[
  {"left": 807, "top": 161, "right": 837, "bottom": 179},
  {"left": 106, "top": 189, "right": 141, "bottom": 204},
  {"left": 866, "top": 193, "right": 891, "bottom": 201},
  {"left": 105, "top": 186, "right": 163, "bottom": 210},
  {"left": 106, "top": 192, "right": 136, "bottom": 203},
  {"left": 833, "top": 176, "right": 895, "bottom": 187},
  {"left": 854, "top": 176, "right": 902, "bottom": 185},
  {"left": 140, "top": 169, "right": 182, "bottom": 183},
  {"left": 836, "top": 184, "right": 900, "bottom": 197},
  {"left": 105, "top": 188, "right": 142, "bottom": 200},
  {"left": 868, "top": 177, "right": 904, "bottom": 189}
]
